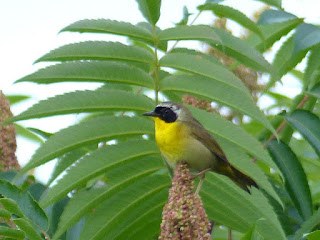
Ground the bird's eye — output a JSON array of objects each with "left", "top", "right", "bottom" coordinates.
[{"left": 160, "top": 107, "right": 177, "bottom": 123}]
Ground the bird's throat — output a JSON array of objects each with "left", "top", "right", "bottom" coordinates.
[{"left": 153, "top": 117, "right": 187, "bottom": 164}]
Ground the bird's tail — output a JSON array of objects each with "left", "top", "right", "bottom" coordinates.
[{"left": 228, "top": 165, "right": 258, "bottom": 194}]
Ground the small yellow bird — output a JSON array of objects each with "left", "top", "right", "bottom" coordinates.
[{"left": 143, "top": 101, "right": 258, "bottom": 193}]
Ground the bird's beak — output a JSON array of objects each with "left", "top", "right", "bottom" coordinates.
[{"left": 143, "top": 111, "right": 160, "bottom": 117}]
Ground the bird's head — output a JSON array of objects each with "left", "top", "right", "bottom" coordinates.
[{"left": 143, "top": 101, "right": 191, "bottom": 123}]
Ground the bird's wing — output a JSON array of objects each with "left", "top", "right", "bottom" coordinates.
[{"left": 187, "top": 117, "right": 229, "bottom": 163}]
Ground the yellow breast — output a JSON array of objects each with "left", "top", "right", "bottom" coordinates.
[
  {"left": 153, "top": 117, "right": 216, "bottom": 172},
  {"left": 154, "top": 117, "right": 188, "bottom": 165}
]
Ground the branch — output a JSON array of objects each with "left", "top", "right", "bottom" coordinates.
[{"left": 266, "top": 94, "right": 310, "bottom": 143}]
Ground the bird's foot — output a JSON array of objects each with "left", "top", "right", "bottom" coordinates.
[
  {"left": 190, "top": 168, "right": 211, "bottom": 180},
  {"left": 191, "top": 168, "right": 211, "bottom": 195}
]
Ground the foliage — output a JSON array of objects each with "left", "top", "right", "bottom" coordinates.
[{"left": 2, "top": 0, "right": 320, "bottom": 239}]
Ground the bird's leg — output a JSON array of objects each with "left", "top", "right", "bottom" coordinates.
[
  {"left": 191, "top": 168, "right": 211, "bottom": 195},
  {"left": 195, "top": 174, "right": 205, "bottom": 195}
]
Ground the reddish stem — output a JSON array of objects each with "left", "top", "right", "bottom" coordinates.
[{"left": 253, "top": 94, "right": 310, "bottom": 163}]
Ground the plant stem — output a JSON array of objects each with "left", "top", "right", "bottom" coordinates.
[
  {"left": 266, "top": 94, "right": 310, "bottom": 143},
  {"left": 265, "top": 119, "right": 287, "bottom": 144},
  {"left": 152, "top": 25, "right": 160, "bottom": 104},
  {"left": 296, "top": 94, "right": 310, "bottom": 108},
  {"left": 190, "top": 11, "right": 202, "bottom": 25},
  {"left": 167, "top": 11, "right": 202, "bottom": 53},
  {"left": 228, "top": 228, "right": 232, "bottom": 240},
  {"left": 41, "top": 229, "right": 51, "bottom": 240}
]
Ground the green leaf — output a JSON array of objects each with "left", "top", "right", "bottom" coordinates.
[
  {"left": 201, "top": 174, "right": 285, "bottom": 239},
  {"left": 41, "top": 140, "right": 160, "bottom": 207},
  {"left": 34, "top": 41, "right": 155, "bottom": 64},
  {"left": 100, "top": 82, "right": 134, "bottom": 91},
  {"left": 0, "top": 226, "right": 25, "bottom": 239},
  {"left": 52, "top": 152, "right": 164, "bottom": 239},
  {"left": 267, "top": 35, "right": 308, "bottom": 90},
  {"left": 16, "top": 116, "right": 154, "bottom": 178},
  {"left": 248, "top": 18, "right": 303, "bottom": 52},
  {"left": 8, "top": 89, "right": 155, "bottom": 122},
  {"left": 60, "top": 19, "right": 167, "bottom": 52},
  {"left": 14, "top": 123, "right": 44, "bottom": 143},
  {"left": 136, "top": 0, "right": 161, "bottom": 25},
  {"left": 46, "top": 197, "right": 69, "bottom": 238},
  {"left": 211, "top": 28, "right": 274, "bottom": 74},
  {"left": 308, "top": 83, "right": 320, "bottom": 99},
  {"left": 0, "top": 180, "right": 48, "bottom": 230},
  {"left": 307, "top": 230, "right": 320, "bottom": 240},
  {"left": 211, "top": 227, "right": 243, "bottom": 239},
  {"left": 128, "top": 219, "right": 162, "bottom": 240},
  {"left": 161, "top": 75, "right": 276, "bottom": 136},
  {"left": 191, "top": 107, "right": 278, "bottom": 171},
  {"left": 267, "top": 186, "right": 300, "bottom": 236},
  {"left": 241, "top": 219, "right": 268, "bottom": 240},
  {"left": 158, "top": 25, "right": 221, "bottom": 43},
  {"left": 16, "top": 61, "right": 154, "bottom": 88},
  {"left": 300, "top": 155, "right": 320, "bottom": 183},
  {"left": 66, "top": 218, "right": 85, "bottom": 240},
  {"left": 253, "top": 0, "right": 282, "bottom": 8},
  {"left": 48, "top": 148, "right": 88, "bottom": 185},
  {"left": 265, "top": 92, "right": 292, "bottom": 108},
  {"left": 0, "top": 208, "right": 11, "bottom": 219},
  {"left": 258, "top": 119, "right": 287, "bottom": 142},
  {"left": 266, "top": 140, "right": 313, "bottom": 220},
  {"left": 305, "top": 46, "right": 320, "bottom": 90},
  {"left": 77, "top": 175, "right": 169, "bottom": 240},
  {"left": 274, "top": 35, "right": 306, "bottom": 76},
  {"left": 5, "top": 95, "right": 30, "bottom": 105},
  {"left": 206, "top": 0, "right": 225, "bottom": 3},
  {"left": 175, "top": 6, "right": 191, "bottom": 26},
  {"left": 60, "top": 19, "right": 153, "bottom": 41},
  {"left": 13, "top": 218, "right": 43, "bottom": 240},
  {"left": 170, "top": 47, "right": 222, "bottom": 65},
  {"left": 134, "top": 22, "right": 167, "bottom": 52},
  {"left": 114, "top": 199, "right": 165, "bottom": 239},
  {"left": 294, "top": 23, "right": 320, "bottom": 55},
  {"left": 27, "top": 183, "right": 47, "bottom": 202},
  {"left": 0, "top": 198, "right": 24, "bottom": 217},
  {"left": 26, "top": 128, "right": 52, "bottom": 142},
  {"left": 257, "top": 9, "right": 297, "bottom": 25},
  {"left": 198, "top": 3, "right": 263, "bottom": 39},
  {"left": 283, "top": 109, "right": 320, "bottom": 158},
  {"left": 290, "top": 69, "right": 304, "bottom": 81},
  {"left": 292, "top": 208, "right": 320, "bottom": 240},
  {"left": 159, "top": 52, "right": 249, "bottom": 93},
  {"left": 159, "top": 26, "right": 273, "bottom": 74},
  {"left": 214, "top": 136, "right": 282, "bottom": 205}
]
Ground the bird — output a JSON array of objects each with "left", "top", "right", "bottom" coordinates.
[{"left": 143, "top": 101, "right": 258, "bottom": 194}]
